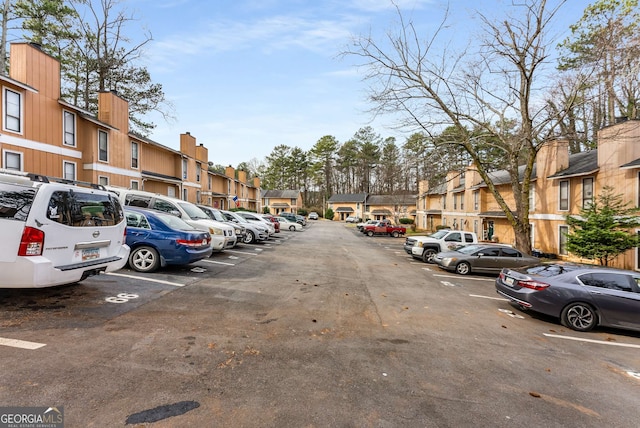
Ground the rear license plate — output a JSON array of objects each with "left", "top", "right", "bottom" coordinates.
[
  {"left": 504, "top": 276, "right": 515, "bottom": 287},
  {"left": 81, "top": 248, "right": 100, "bottom": 261}
]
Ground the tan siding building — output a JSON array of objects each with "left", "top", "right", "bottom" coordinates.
[{"left": 0, "top": 42, "right": 259, "bottom": 212}]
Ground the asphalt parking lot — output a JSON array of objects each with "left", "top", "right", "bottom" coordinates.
[{"left": 1, "top": 221, "right": 639, "bottom": 427}]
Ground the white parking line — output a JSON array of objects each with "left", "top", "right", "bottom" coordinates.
[
  {"left": 226, "top": 249, "right": 258, "bottom": 256},
  {"left": 543, "top": 333, "right": 640, "bottom": 349},
  {"left": 106, "top": 272, "right": 185, "bottom": 287},
  {"left": 433, "top": 274, "right": 495, "bottom": 282},
  {"left": 0, "top": 337, "right": 46, "bottom": 350},
  {"left": 201, "top": 259, "right": 235, "bottom": 266},
  {"left": 470, "top": 294, "right": 508, "bottom": 301}
]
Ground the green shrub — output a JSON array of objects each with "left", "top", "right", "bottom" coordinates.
[
  {"left": 324, "top": 208, "right": 334, "bottom": 220},
  {"left": 399, "top": 218, "right": 414, "bottom": 225}
]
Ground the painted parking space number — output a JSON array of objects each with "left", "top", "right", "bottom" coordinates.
[{"left": 105, "top": 293, "right": 139, "bottom": 303}]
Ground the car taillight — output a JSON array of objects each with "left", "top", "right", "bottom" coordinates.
[
  {"left": 517, "top": 279, "right": 550, "bottom": 290},
  {"left": 176, "top": 238, "right": 209, "bottom": 247},
  {"left": 18, "top": 227, "right": 44, "bottom": 256}
]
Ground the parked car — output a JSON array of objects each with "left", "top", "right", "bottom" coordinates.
[
  {"left": 262, "top": 214, "right": 281, "bottom": 233},
  {"left": 220, "top": 210, "right": 269, "bottom": 244},
  {"left": 308, "top": 212, "right": 319, "bottom": 220},
  {"left": 105, "top": 187, "right": 236, "bottom": 251},
  {"left": 433, "top": 243, "right": 539, "bottom": 275},
  {"left": 0, "top": 169, "right": 130, "bottom": 288},
  {"left": 276, "top": 216, "right": 303, "bottom": 231},
  {"left": 495, "top": 262, "right": 640, "bottom": 332},
  {"left": 236, "top": 211, "right": 276, "bottom": 237},
  {"left": 345, "top": 216, "right": 362, "bottom": 223},
  {"left": 198, "top": 204, "right": 246, "bottom": 243},
  {"left": 280, "top": 212, "right": 306, "bottom": 226},
  {"left": 356, "top": 219, "right": 376, "bottom": 231},
  {"left": 124, "top": 207, "right": 212, "bottom": 272},
  {"left": 295, "top": 214, "right": 307, "bottom": 226}
]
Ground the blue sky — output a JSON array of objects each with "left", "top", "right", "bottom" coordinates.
[{"left": 134, "top": 0, "right": 586, "bottom": 167}]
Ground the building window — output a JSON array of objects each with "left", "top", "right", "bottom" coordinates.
[
  {"left": 559, "top": 180, "right": 569, "bottom": 211},
  {"left": 167, "top": 186, "right": 176, "bottom": 198},
  {"left": 442, "top": 195, "right": 447, "bottom": 210},
  {"left": 182, "top": 158, "right": 187, "bottom": 180},
  {"left": 559, "top": 225, "right": 568, "bottom": 255},
  {"left": 473, "top": 191, "right": 479, "bottom": 210},
  {"left": 529, "top": 187, "right": 535, "bottom": 212},
  {"left": 130, "top": 180, "right": 139, "bottom": 190},
  {"left": 582, "top": 177, "right": 594, "bottom": 209},
  {"left": 208, "top": 175, "right": 212, "bottom": 190},
  {"left": 460, "top": 194, "right": 464, "bottom": 210},
  {"left": 131, "top": 142, "right": 139, "bottom": 169},
  {"left": 98, "top": 176, "right": 108, "bottom": 186},
  {"left": 3, "top": 150, "right": 22, "bottom": 170},
  {"left": 4, "top": 88, "right": 21, "bottom": 133},
  {"left": 63, "top": 111, "right": 76, "bottom": 146},
  {"left": 182, "top": 188, "right": 187, "bottom": 201},
  {"left": 98, "top": 130, "right": 108, "bottom": 162},
  {"left": 453, "top": 194, "right": 457, "bottom": 210},
  {"left": 196, "top": 162, "right": 201, "bottom": 182},
  {"left": 291, "top": 198, "right": 296, "bottom": 205},
  {"left": 63, "top": 161, "right": 76, "bottom": 181},
  {"left": 473, "top": 220, "right": 478, "bottom": 235},
  {"left": 196, "top": 190, "right": 201, "bottom": 204}
]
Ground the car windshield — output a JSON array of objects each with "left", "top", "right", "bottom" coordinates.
[
  {"left": 456, "top": 245, "right": 485, "bottom": 254},
  {"left": 179, "top": 202, "right": 209, "bottom": 220},
  {"left": 429, "top": 230, "right": 450, "bottom": 239},
  {"left": 208, "top": 209, "right": 226, "bottom": 222},
  {"left": 522, "top": 263, "right": 584, "bottom": 277},
  {"left": 155, "top": 211, "right": 195, "bottom": 230}
]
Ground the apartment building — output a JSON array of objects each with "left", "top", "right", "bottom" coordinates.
[
  {"left": 415, "top": 120, "right": 640, "bottom": 270},
  {"left": 0, "top": 42, "right": 260, "bottom": 211},
  {"left": 261, "top": 190, "right": 303, "bottom": 214}
]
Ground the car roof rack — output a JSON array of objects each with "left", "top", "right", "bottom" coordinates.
[{"left": 0, "top": 168, "right": 106, "bottom": 190}]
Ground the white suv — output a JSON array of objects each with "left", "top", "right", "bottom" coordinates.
[
  {"left": 0, "top": 169, "right": 130, "bottom": 288},
  {"left": 105, "top": 187, "right": 236, "bottom": 251}
]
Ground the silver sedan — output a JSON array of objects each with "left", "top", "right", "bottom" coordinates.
[{"left": 433, "top": 244, "right": 539, "bottom": 275}]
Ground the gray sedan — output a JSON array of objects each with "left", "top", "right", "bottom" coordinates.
[
  {"left": 433, "top": 244, "right": 539, "bottom": 275},
  {"left": 495, "top": 263, "right": 640, "bottom": 332}
]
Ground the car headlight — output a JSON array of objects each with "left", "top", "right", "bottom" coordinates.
[
  {"left": 442, "top": 257, "right": 457, "bottom": 264},
  {"left": 417, "top": 242, "right": 423, "bottom": 247},
  {"left": 209, "top": 227, "right": 223, "bottom": 235}
]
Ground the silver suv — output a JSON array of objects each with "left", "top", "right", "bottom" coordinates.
[{"left": 0, "top": 169, "right": 129, "bottom": 288}]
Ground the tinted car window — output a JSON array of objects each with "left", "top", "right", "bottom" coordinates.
[
  {"left": 125, "top": 194, "right": 152, "bottom": 208},
  {"left": 47, "top": 190, "right": 123, "bottom": 227},
  {"left": 152, "top": 199, "right": 178, "bottom": 214},
  {"left": 579, "top": 273, "right": 634, "bottom": 292},
  {"left": 464, "top": 233, "right": 475, "bottom": 243},
  {"left": 501, "top": 248, "right": 521, "bottom": 257},
  {"left": 480, "top": 248, "right": 501, "bottom": 256},
  {"left": 0, "top": 185, "right": 35, "bottom": 221},
  {"left": 445, "top": 233, "right": 461, "bottom": 242}
]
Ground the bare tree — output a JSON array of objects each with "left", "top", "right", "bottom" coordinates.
[{"left": 344, "top": 0, "right": 580, "bottom": 253}]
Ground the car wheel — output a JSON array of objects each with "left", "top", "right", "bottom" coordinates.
[
  {"left": 422, "top": 248, "right": 437, "bottom": 263},
  {"left": 392, "top": 231, "right": 400, "bottom": 238},
  {"left": 455, "top": 261, "right": 471, "bottom": 275},
  {"left": 243, "top": 230, "right": 256, "bottom": 244},
  {"left": 289, "top": 225, "right": 296, "bottom": 231},
  {"left": 561, "top": 302, "right": 598, "bottom": 332},
  {"left": 129, "top": 246, "right": 160, "bottom": 273},
  {"left": 367, "top": 230, "right": 374, "bottom": 237}
]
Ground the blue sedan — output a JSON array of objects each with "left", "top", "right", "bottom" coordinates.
[{"left": 124, "top": 207, "right": 212, "bottom": 272}]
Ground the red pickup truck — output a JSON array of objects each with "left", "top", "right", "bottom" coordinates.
[{"left": 362, "top": 219, "right": 406, "bottom": 237}]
